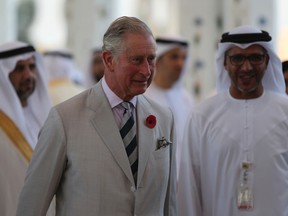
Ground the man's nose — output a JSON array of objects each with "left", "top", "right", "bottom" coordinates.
[
  {"left": 22, "top": 67, "right": 34, "bottom": 78},
  {"left": 140, "top": 60, "right": 153, "bottom": 76},
  {"left": 240, "top": 58, "right": 253, "bottom": 71},
  {"left": 177, "top": 58, "right": 185, "bottom": 68}
]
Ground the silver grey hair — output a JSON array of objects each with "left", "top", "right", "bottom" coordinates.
[{"left": 102, "top": 16, "right": 154, "bottom": 57}]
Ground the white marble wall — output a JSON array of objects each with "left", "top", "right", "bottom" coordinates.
[
  {"left": 177, "top": 0, "right": 220, "bottom": 100},
  {"left": 65, "top": 0, "right": 109, "bottom": 73},
  {"left": 0, "top": 0, "right": 17, "bottom": 42}
]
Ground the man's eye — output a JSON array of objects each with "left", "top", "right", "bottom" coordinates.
[
  {"left": 231, "top": 55, "right": 244, "bottom": 62},
  {"left": 132, "top": 58, "right": 141, "bottom": 63},
  {"left": 29, "top": 64, "right": 36, "bottom": 71},
  {"left": 132, "top": 58, "right": 143, "bottom": 64},
  {"left": 250, "top": 55, "right": 262, "bottom": 61},
  {"left": 15, "top": 65, "right": 24, "bottom": 72},
  {"left": 148, "top": 56, "right": 155, "bottom": 64},
  {"left": 170, "top": 54, "right": 179, "bottom": 60}
]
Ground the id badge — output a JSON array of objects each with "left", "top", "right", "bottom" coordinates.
[{"left": 237, "top": 161, "right": 253, "bottom": 210}]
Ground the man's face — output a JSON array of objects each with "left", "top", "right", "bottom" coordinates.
[
  {"left": 9, "top": 56, "right": 37, "bottom": 106},
  {"left": 156, "top": 47, "right": 187, "bottom": 84},
  {"left": 104, "top": 32, "right": 156, "bottom": 101},
  {"left": 224, "top": 44, "right": 269, "bottom": 99},
  {"left": 91, "top": 51, "right": 104, "bottom": 82}
]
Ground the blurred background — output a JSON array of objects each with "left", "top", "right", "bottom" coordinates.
[{"left": 1, "top": 0, "right": 287, "bottom": 101}]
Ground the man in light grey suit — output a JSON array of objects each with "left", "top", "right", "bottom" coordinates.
[{"left": 17, "top": 16, "right": 177, "bottom": 216}]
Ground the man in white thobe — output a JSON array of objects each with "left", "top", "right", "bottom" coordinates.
[
  {"left": 177, "top": 25, "right": 288, "bottom": 216},
  {"left": 0, "top": 41, "right": 51, "bottom": 148},
  {"left": 0, "top": 41, "right": 53, "bottom": 216},
  {"left": 145, "top": 37, "right": 195, "bottom": 178}
]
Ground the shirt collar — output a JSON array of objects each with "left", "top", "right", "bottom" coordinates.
[{"left": 102, "top": 76, "right": 137, "bottom": 109}]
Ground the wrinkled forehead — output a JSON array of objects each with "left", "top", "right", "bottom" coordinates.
[
  {"left": 125, "top": 48, "right": 156, "bottom": 60},
  {"left": 122, "top": 32, "right": 156, "bottom": 52},
  {"left": 125, "top": 43, "right": 156, "bottom": 56}
]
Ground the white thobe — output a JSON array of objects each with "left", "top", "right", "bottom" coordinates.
[
  {"left": 0, "top": 128, "right": 28, "bottom": 216},
  {"left": 23, "top": 106, "right": 43, "bottom": 149},
  {"left": 145, "top": 82, "right": 195, "bottom": 178},
  {"left": 177, "top": 90, "right": 288, "bottom": 216},
  {"left": 0, "top": 122, "right": 55, "bottom": 216}
]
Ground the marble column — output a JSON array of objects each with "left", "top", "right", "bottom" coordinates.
[{"left": 0, "top": 0, "right": 17, "bottom": 43}]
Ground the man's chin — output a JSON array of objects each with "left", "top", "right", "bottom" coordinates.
[
  {"left": 18, "top": 90, "right": 34, "bottom": 101},
  {"left": 132, "top": 88, "right": 147, "bottom": 96}
]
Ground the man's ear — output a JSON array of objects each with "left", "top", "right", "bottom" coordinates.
[{"left": 102, "top": 50, "right": 114, "bottom": 72}]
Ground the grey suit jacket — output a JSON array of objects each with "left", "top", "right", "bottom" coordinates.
[{"left": 17, "top": 82, "right": 177, "bottom": 216}]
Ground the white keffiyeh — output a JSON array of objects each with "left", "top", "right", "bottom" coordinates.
[{"left": 215, "top": 25, "right": 285, "bottom": 94}]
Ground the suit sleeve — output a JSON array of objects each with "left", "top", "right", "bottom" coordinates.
[{"left": 17, "top": 108, "right": 67, "bottom": 216}]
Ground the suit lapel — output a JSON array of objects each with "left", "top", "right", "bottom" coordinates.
[
  {"left": 88, "top": 83, "right": 134, "bottom": 184},
  {"left": 136, "top": 96, "right": 155, "bottom": 186}
]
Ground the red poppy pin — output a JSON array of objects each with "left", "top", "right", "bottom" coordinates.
[{"left": 146, "top": 115, "right": 156, "bottom": 129}]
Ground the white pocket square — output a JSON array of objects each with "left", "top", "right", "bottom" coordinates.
[{"left": 157, "top": 137, "right": 172, "bottom": 150}]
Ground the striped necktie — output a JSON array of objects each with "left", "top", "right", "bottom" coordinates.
[{"left": 119, "top": 102, "right": 138, "bottom": 183}]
